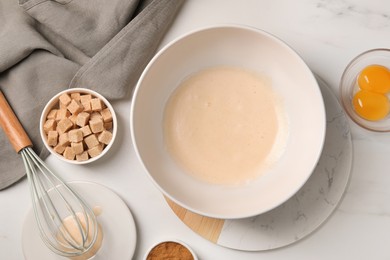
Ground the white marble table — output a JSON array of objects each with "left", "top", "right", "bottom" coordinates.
[{"left": 2, "top": 0, "right": 390, "bottom": 259}]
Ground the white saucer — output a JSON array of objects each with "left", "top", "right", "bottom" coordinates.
[{"left": 22, "top": 181, "right": 137, "bottom": 260}]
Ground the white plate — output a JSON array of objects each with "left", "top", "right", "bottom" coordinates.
[{"left": 22, "top": 181, "right": 136, "bottom": 260}]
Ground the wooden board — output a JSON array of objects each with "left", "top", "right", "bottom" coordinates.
[{"left": 165, "top": 197, "right": 225, "bottom": 243}]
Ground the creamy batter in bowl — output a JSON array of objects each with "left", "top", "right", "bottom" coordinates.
[
  {"left": 131, "top": 25, "right": 326, "bottom": 219},
  {"left": 163, "top": 66, "right": 288, "bottom": 186}
]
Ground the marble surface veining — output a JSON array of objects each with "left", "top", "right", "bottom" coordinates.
[{"left": 315, "top": 0, "right": 390, "bottom": 29}]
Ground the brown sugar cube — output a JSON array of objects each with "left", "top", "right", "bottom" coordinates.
[
  {"left": 80, "top": 125, "right": 92, "bottom": 137},
  {"left": 59, "top": 93, "right": 72, "bottom": 107},
  {"left": 59, "top": 133, "right": 70, "bottom": 146},
  {"left": 88, "top": 144, "right": 103, "bottom": 158},
  {"left": 98, "top": 130, "right": 113, "bottom": 145},
  {"left": 90, "top": 112, "right": 102, "bottom": 121},
  {"left": 84, "top": 134, "right": 99, "bottom": 149},
  {"left": 47, "top": 109, "right": 58, "bottom": 120},
  {"left": 70, "top": 92, "right": 81, "bottom": 101},
  {"left": 71, "top": 142, "right": 84, "bottom": 155},
  {"left": 82, "top": 101, "right": 92, "bottom": 112},
  {"left": 43, "top": 119, "right": 56, "bottom": 132},
  {"left": 100, "top": 108, "right": 112, "bottom": 123},
  {"left": 76, "top": 151, "right": 89, "bottom": 162},
  {"left": 76, "top": 112, "right": 90, "bottom": 127},
  {"left": 80, "top": 94, "right": 92, "bottom": 104},
  {"left": 89, "top": 119, "right": 104, "bottom": 133},
  {"left": 68, "top": 129, "right": 83, "bottom": 143},
  {"left": 69, "top": 114, "right": 77, "bottom": 126},
  {"left": 103, "top": 122, "right": 113, "bottom": 131},
  {"left": 67, "top": 99, "right": 83, "bottom": 115},
  {"left": 56, "top": 108, "right": 70, "bottom": 121},
  {"left": 53, "top": 144, "right": 66, "bottom": 154},
  {"left": 59, "top": 101, "right": 67, "bottom": 109},
  {"left": 63, "top": 146, "right": 75, "bottom": 160},
  {"left": 90, "top": 98, "right": 103, "bottom": 112},
  {"left": 57, "top": 118, "right": 73, "bottom": 134},
  {"left": 47, "top": 131, "right": 58, "bottom": 146}
]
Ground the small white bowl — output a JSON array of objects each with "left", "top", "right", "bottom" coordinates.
[
  {"left": 144, "top": 240, "right": 197, "bottom": 260},
  {"left": 131, "top": 25, "right": 326, "bottom": 219},
  {"left": 40, "top": 88, "right": 117, "bottom": 164}
]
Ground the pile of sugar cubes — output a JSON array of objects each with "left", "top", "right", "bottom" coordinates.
[{"left": 43, "top": 91, "right": 113, "bottom": 162}]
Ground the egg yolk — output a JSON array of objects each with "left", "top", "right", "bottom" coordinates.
[
  {"left": 353, "top": 90, "right": 390, "bottom": 121},
  {"left": 358, "top": 65, "right": 390, "bottom": 94}
]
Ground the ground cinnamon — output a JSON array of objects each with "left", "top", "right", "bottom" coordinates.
[{"left": 146, "top": 241, "right": 194, "bottom": 260}]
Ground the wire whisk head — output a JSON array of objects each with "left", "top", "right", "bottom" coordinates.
[{"left": 21, "top": 147, "right": 100, "bottom": 258}]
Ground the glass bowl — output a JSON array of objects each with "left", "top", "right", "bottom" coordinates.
[{"left": 340, "top": 48, "right": 390, "bottom": 132}]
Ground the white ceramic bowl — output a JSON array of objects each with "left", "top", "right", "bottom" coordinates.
[
  {"left": 40, "top": 88, "right": 117, "bottom": 165},
  {"left": 131, "top": 25, "right": 326, "bottom": 219}
]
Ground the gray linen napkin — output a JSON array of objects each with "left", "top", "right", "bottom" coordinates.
[{"left": 0, "top": 0, "right": 184, "bottom": 190}]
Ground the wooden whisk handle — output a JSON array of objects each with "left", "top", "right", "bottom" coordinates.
[{"left": 0, "top": 90, "right": 33, "bottom": 153}]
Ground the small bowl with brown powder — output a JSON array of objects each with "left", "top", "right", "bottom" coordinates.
[{"left": 144, "top": 240, "right": 197, "bottom": 260}]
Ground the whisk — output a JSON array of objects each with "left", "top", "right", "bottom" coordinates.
[{"left": 0, "top": 90, "right": 98, "bottom": 257}]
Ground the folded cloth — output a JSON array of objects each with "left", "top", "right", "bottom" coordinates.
[{"left": 0, "top": 0, "right": 184, "bottom": 190}]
